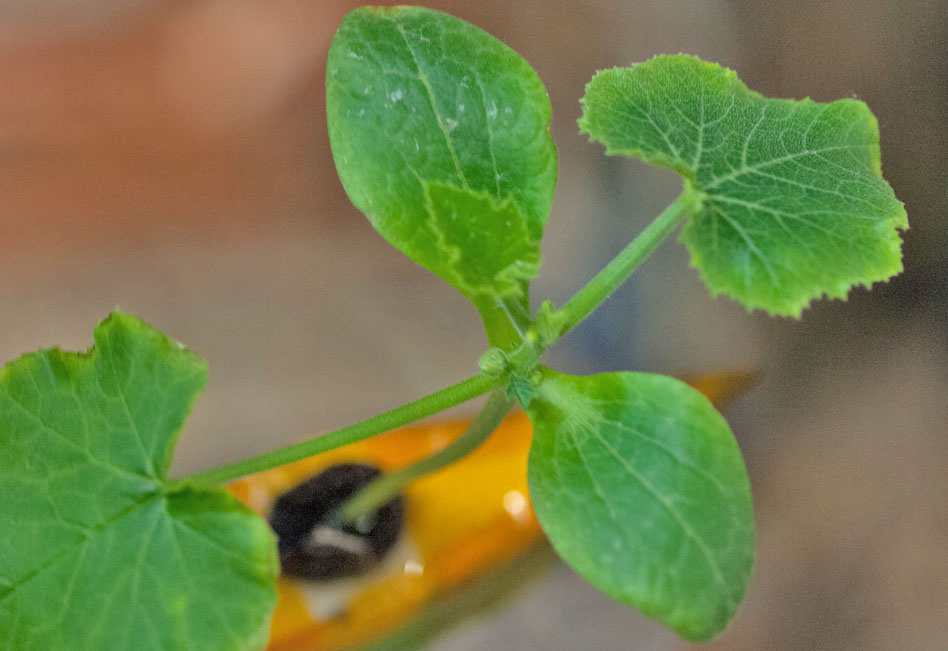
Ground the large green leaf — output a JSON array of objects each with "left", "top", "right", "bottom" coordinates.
[
  {"left": 0, "top": 313, "right": 277, "bottom": 650},
  {"left": 579, "top": 54, "right": 907, "bottom": 316},
  {"left": 525, "top": 368, "right": 754, "bottom": 641},
  {"left": 327, "top": 6, "right": 557, "bottom": 344}
]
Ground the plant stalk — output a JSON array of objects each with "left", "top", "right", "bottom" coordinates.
[
  {"left": 173, "top": 373, "right": 505, "bottom": 491},
  {"left": 173, "top": 191, "right": 699, "bottom": 492},
  {"left": 339, "top": 389, "right": 513, "bottom": 522},
  {"left": 555, "top": 189, "right": 702, "bottom": 338}
]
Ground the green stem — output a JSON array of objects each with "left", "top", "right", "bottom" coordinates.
[
  {"left": 174, "top": 190, "right": 699, "bottom": 492},
  {"left": 339, "top": 389, "right": 513, "bottom": 522},
  {"left": 174, "top": 373, "right": 505, "bottom": 491},
  {"left": 555, "top": 189, "right": 702, "bottom": 338},
  {"left": 473, "top": 294, "right": 531, "bottom": 351}
]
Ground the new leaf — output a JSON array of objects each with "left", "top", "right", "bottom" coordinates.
[
  {"left": 579, "top": 55, "right": 907, "bottom": 316},
  {"left": 0, "top": 314, "right": 277, "bottom": 651},
  {"left": 525, "top": 369, "right": 754, "bottom": 641},
  {"left": 326, "top": 7, "right": 557, "bottom": 345}
]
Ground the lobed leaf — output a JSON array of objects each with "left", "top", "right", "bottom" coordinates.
[
  {"left": 579, "top": 54, "right": 907, "bottom": 316},
  {"left": 0, "top": 313, "right": 278, "bottom": 651},
  {"left": 525, "top": 368, "right": 754, "bottom": 641},
  {"left": 326, "top": 6, "right": 557, "bottom": 342}
]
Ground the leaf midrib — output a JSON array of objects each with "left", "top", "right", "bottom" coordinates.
[
  {"left": 0, "top": 489, "right": 164, "bottom": 606},
  {"left": 543, "top": 379, "right": 732, "bottom": 602},
  {"left": 568, "top": 418, "right": 731, "bottom": 601},
  {"left": 389, "top": 16, "right": 469, "bottom": 189}
]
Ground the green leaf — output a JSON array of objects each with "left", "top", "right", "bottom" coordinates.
[
  {"left": 326, "top": 6, "right": 557, "bottom": 343},
  {"left": 421, "top": 181, "right": 541, "bottom": 298},
  {"left": 0, "top": 313, "right": 277, "bottom": 651},
  {"left": 524, "top": 368, "right": 754, "bottom": 641},
  {"left": 579, "top": 54, "right": 907, "bottom": 316}
]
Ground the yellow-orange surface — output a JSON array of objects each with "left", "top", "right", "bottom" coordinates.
[{"left": 229, "top": 411, "right": 542, "bottom": 650}]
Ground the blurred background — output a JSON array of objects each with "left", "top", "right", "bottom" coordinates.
[{"left": 1, "top": 1, "right": 945, "bottom": 649}]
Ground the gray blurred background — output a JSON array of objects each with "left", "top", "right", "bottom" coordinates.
[{"left": 1, "top": 1, "right": 946, "bottom": 649}]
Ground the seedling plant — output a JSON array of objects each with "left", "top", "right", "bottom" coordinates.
[{"left": 0, "top": 6, "right": 906, "bottom": 649}]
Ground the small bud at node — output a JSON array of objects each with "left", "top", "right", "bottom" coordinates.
[{"left": 478, "top": 347, "right": 508, "bottom": 376}]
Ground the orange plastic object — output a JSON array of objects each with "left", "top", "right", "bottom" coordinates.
[{"left": 229, "top": 411, "right": 542, "bottom": 651}]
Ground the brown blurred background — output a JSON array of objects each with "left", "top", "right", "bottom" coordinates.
[{"left": 1, "top": 1, "right": 946, "bottom": 649}]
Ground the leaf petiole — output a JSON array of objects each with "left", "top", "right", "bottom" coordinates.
[
  {"left": 553, "top": 188, "right": 702, "bottom": 339},
  {"left": 173, "top": 373, "right": 506, "bottom": 491},
  {"left": 175, "top": 190, "right": 699, "bottom": 492},
  {"left": 338, "top": 192, "right": 700, "bottom": 514},
  {"left": 339, "top": 389, "right": 513, "bottom": 522}
]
